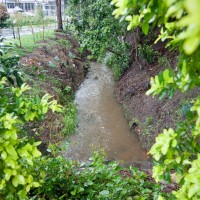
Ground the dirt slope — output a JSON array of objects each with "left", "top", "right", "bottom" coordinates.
[
  {"left": 115, "top": 56, "right": 197, "bottom": 151},
  {"left": 19, "top": 32, "right": 88, "bottom": 147}
]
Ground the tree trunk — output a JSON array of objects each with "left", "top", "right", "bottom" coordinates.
[
  {"left": 30, "top": 22, "right": 35, "bottom": 44},
  {"left": 12, "top": 23, "right": 16, "bottom": 39},
  {"left": 42, "top": 19, "right": 45, "bottom": 40},
  {"left": 55, "top": 0, "right": 63, "bottom": 30},
  {"left": 17, "top": 25, "right": 22, "bottom": 48}
]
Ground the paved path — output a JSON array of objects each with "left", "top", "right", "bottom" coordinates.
[{"left": 0, "top": 24, "right": 56, "bottom": 39}]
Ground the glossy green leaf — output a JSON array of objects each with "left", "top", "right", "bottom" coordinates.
[
  {"left": 142, "top": 22, "right": 149, "bottom": 35},
  {"left": 12, "top": 175, "right": 25, "bottom": 187}
]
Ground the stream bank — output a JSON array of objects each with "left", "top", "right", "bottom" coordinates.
[
  {"left": 19, "top": 32, "right": 88, "bottom": 147},
  {"left": 115, "top": 56, "right": 198, "bottom": 152}
]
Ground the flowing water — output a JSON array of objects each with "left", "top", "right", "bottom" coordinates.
[{"left": 63, "top": 63, "right": 148, "bottom": 165}]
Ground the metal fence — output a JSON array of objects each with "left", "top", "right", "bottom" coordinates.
[{"left": 0, "top": 24, "right": 57, "bottom": 39}]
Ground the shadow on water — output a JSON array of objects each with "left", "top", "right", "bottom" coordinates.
[{"left": 63, "top": 63, "right": 149, "bottom": 167}]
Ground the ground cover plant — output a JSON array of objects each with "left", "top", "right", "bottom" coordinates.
[
  {"left": 30, "top": 151, "right": 174, "bottom": 200},
  {"left": 0, "top": 31, "right": 87, "bottom": 199}
]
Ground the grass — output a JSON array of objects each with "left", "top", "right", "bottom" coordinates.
[
  {"left": 5, "top": 29, "right": 55, "bottom": 56},
  {"left": 142, "top": 116, "right": 154, "bottom": 136},
  {"left": 62, "top": 102, "right": 77, "bottom": 136},
  {"left": 48, "top": 77, "right": 77, "bottom": 136}
]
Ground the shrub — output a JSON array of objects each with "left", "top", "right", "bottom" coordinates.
[
  {"left": 138, "top": 44, "right": 158, "bottom": 64},
  {"left": 0, "top": 78, "right": 62, "bottom": 199},
  {"left": 0, "top": 3, "right": 9, "bottom": 28},
  {"left": 106, "top": 44, "right": 130, "bottom": 80},
  {"left": 31, "top": 151, "right": 173, "bottom": 199}
]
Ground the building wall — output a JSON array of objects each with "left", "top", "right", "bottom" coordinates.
[{"left": 2, "top": 0, "right": 64, "bottom": 16}]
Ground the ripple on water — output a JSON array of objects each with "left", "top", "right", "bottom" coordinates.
[{"left": 63, "top": 63, "right": 148, "bottom": 164}]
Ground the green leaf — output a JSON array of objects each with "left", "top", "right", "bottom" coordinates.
[
  {"left": 188, "top": 184, "right": 200, "bottom": 199},
  {"left": 161, "top": 143, "right": 169, "bottom": 155},
  {"left": 163, "top": 69, "right": 170, "bottom": 80},
  {"left": 26, "top": 184, "right": 31, "bottom": 192},
  {"left": 33, "top": 141, "right": 42, "bottom": 146},
  {"left": 27, "top": 175, "right": 33, "bottom": 183},
  {"left": 175, "top": 157, "right": 181, "bottom": 164},
  {"left": 17, "top": 190, "right": 27, "bottom": 199},
  {"left": 157, "top": 195, "right": 165, "bottom": 200},
  {"left": 1, "top": 150, "right": 7, "bottom": 159},
  {"left": 142, "top": 22, "right": 149, "bottom": 35},
  {"left": 32, "top": 182, "right": 40, "bottom": 187},
  {"left": 12, "top": 175, "right": 25, "bottom": 187},
  {"left": 5, "top": 144, "right": 18, "bottom": 159},
  {"left": 183, "top": 37, "right": 200, "bottom": 55},
  {"left": 181, "top": 60, "right": 187, "bottom": 76},
  {"left": 99, "top": 190, "right": 109, "bottom": 195},
  {"left": 32, "top": 148, "right": 42, "bottom": 157},
  {"left": 171, "top": 139, "right": 177, "bottom": 147},
  {"left": 4, "top": 169, "right": 12, "bottom": 181},
  {"left": 0, "top": 180, "right": 6, "bottom": 190},
  {"left": 71, "top": 189, "right": 76, "bottom": 195}
]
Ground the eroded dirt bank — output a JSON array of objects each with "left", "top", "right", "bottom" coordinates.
[
  {"left": 115, "top": 58, "right": 197, "bottom": 151},
  {"left": 20, "top": 32, "right": 88, "bottom": 146}
]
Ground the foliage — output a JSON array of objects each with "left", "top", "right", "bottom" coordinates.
[
  {"left": 35, "top": 6, "right": 44, "bottom": 21},
  {"left": 0, "top": 3, "right": 9, "bottom": 28},
  {"left": 0, "top": 40, "right": 23, "bottom": 86},
  {"left": 106, "top": 43, "right": 130, "bottom": 80},
  {"left": 158, "top": 56, "right": 171, "bottom": 68},
  {"left": 31, "top": 151, "right": 173, "bottom": 200},
  {"left": 112, "top": 0, "right": 200, "bottom": 199},
  {"left": 69, "top": 0, "right": 127, "bottom": 58},
  {"left": 138, "top": 44, "right": 158, "bottom": 64},
  {"left": 68, "top": 0, "right": 130, "bottom": 77},
  {"left": 60, "top": 101, "right": 77, "bottom": 136},
  {"left": 0, "top": 77, "right": 62, "bottom": 199}
]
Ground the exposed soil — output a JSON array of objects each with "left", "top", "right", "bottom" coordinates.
[
  {"left": 19, "top": 32, "right": 88, "bottom": 147},
  {"left": 21, "top": 32, "right": 88, "bottom": 92},
  {"left": 115, "top": 42, "right": 198, "bottom": 152}
]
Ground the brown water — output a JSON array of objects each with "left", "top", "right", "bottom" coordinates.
[{"left": 63, "top": 63, "right": 148, "bottom": 164}]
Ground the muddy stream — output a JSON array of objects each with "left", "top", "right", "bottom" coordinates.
[{"left": 63, "top": 63, "right": 148, "bottom": 166}]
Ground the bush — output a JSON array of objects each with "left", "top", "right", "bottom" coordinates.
[
  {"left": 138, "top": 44, "right": 158, "bottom": 64},
  {"left": 0, "top": 78, "right": 62, "bottom": 199},
  {"left": 31, "top": 151, "right": 173, "bottom": 200},
  {"left": 106, "top": 44, "right": 130, "bottom": 80},
  {"left": 0, "top": 3, "right": 9, "bottom": 28}
]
